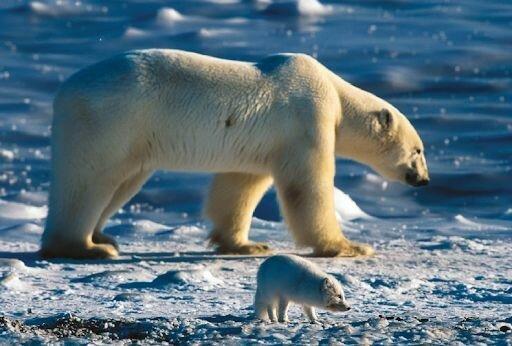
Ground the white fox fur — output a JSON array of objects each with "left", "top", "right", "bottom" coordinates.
[{"left": 255, "top": 254, "right": 350, "bottom": 322}]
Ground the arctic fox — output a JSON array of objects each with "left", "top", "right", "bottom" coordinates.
[{"left": 255, "top": 254, "right": 350, "bottom": 322}]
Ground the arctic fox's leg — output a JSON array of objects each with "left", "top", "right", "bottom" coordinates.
[
  {"left": 254, "top": 288, "right": 269, "bottom": 321},
  {"left": 273, "top": 146, "right": 373, "bottom": 257},
  {"left": 267, "top": 304, "right": 278, "bottom": 322},
  {"left": 277, "top": 298, "right": 290, "bottom": 322},
  {"left": 303, "top": 306, "right": 317, "bottom": 322},
  {"left": 92, "top": 171, "right": 151, "bottom": 249},
  {"left": 206, "top": 173, "right": 273, "bottom": 255},
  {"left": 41, "top": 174, "right": 120, "bottom": 259}
]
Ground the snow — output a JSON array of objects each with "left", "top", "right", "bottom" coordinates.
[
  {"left": 334, "top": 187, "right": 371, "bottom": 221},
  {"left": 121, "top": 268, "right": 224, "bottom": 289},
  {"left": 155, "top": 8, "right": 185, "bottom": 26},
  {"left": 0, "top": 149, "right": 14, "bottom": 161},
  {"left": 263, "top": 0, "right": 333, "bottom": 17},
  {"left": 132, "top": 219, "right": 172, "bottom": 233},
  {"left": 0, "top": 200, "right": 47, "bottom": 220},
  {"left": 0, "top": 194, "right": 510, "bottom": 343},
  {"left": 1, "top": 0, "right": 511, "bottom": 343},
  {"left": 123, "top": 27, "right": 149, "bottom": 39},
  {"left": 26, "top": 0, "right": 107, "bottom": 17}
]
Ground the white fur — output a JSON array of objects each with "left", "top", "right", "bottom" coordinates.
[
  {"left": 41, "top": 49, "right": 428, "bottom": 259},
  {"left": 255, "top": 254, "right": 350, "bottom": 322}
]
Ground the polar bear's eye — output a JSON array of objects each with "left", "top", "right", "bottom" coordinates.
[{"left": 416, "top": 149, "right": 421, "bottom": 154}]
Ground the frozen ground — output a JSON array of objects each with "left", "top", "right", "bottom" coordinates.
[
  {"left": 0, "top": 189, "right": 511, "bottom": 344},
  {"left": 1, "top": 0, "right": 512, "bottom": 344}
]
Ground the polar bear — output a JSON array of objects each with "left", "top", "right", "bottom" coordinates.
[{"left": 41, "top": 49, "right": 429, "bottom": 259}]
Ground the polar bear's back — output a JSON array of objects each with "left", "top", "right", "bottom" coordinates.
[
  {"left": 54, "top": 50, "right": 255, "bottom": 116},
  {"left": 54, "top": 49, "right": 327, "bottom": 115},
  {"left": 51, "top": 49, "right": 334, "bottom": 173}
]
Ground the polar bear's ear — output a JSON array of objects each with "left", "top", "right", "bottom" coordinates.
[{"left": 377, "top": 108, "right": 393, "bottom": 130}]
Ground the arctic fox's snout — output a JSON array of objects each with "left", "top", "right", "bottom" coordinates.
[
  {"left": 254, "top": 254, "right": 350, "bottom": 323},
  {"left": 325, "top": 296, "right": 351, "bottom": 312},
  {"left": 326, "top": 302, "right": 351, "bottom": 312},
  {"left": 320, "top": 275, "right": 350, "bottom": 312}
]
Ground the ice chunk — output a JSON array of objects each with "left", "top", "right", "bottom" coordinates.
[
  {"left": 0, "top": 149, "right": 14, "bottom": 161},
  {"left": 132, "top": 220, "right": 172, "bottom": 233},
  {"left": 454, "top": 214, "right": 508, "bottom": 231},
  {"left": 27, "top": 1, "right": 107, "bottom": 17},
  {"left": 334, "top": 187, "right": 371, "bottom": 222},
  {"left": 72, "top": 270, "right": 139, "bottom": 284},
  {"left": 124, "top": 27, "right": 150, "bottom": 39},
  {"left": 263, "top": 0, "right": 332, "bottom": 17},
  {"left": 152, "top": 269, "right": 223, "bottom": 286},
  {"left": 0, "top": 272, "right": 25, "bottom": 291},
  {"left": 0, "top": 200, "right": 47, "bottom": 220},
  {"left": 0, "top": 258, "right": 28, "bottom": 272},
  {"left": 120, "top": 268, "right": 223, "bottom": 289},
  {"left": 156, "top": 8, "right": 185, "bottom": 26}
]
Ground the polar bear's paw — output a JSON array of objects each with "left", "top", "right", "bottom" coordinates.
[
  {"left": 216, "top": 242, "right": 272, "bottom": 255},
  {"left": 92, "top": 232, "right": 119, "bottom": 251},
  {"left": 40, "top": 243, "right": 119, "bottom": 260},
  {"left": 313, "top": 241, "right": 374, "bottom": 257},
  {"left": 341, "top": 242, "right": 375, "bottom": 257}
]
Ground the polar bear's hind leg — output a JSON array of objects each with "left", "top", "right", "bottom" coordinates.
[
  {"left": 206, "top": 172, "right": 273, "bottom": 255},
  {"left": 92, "top": 170, "right": 152, "bottom": 249},
  {"left": 41, "top": 178, "right": 120, "bottom": 259}
]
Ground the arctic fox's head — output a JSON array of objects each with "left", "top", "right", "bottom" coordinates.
[{"left": 320, "top": 277, "right": 350, "bottom": 312}]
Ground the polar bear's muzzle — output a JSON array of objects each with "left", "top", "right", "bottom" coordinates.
[{"left": 405, "top": 170, "right": 429, "bottom": 187}]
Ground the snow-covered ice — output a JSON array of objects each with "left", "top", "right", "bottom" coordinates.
[
  {"left": 1, "top": 0, "right": 511, "bottom": 343},
  {"left": 0, "top": 195, "right": 510, "bottom": 343}
]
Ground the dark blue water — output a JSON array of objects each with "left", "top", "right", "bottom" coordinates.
[{"left": 0, "top": 0, "right": 511, "bottom": 232}]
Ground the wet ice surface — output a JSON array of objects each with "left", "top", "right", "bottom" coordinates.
[{"left": 1, "top": 0, "right": 512, "bottom": 343}]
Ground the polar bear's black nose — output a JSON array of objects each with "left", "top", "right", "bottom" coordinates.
[
  {"left": 417, "top": 178, "right": 429, "bottom": 186},
  {"left": 405, "top": 171, "right": 429, "bottom": 187}
]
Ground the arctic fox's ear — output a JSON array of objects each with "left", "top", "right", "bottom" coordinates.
[
  {"left": 322, "top": 277, "right": 334, "bottom": 291},
  {"left": 376, "top": 108, "right": 393, "bottom": 130}
]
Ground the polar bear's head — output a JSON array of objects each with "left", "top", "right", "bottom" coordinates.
[
  {"left": 364, "top": 106, "right": 429, "bottom": 186},
  {"left": 334, "top": 86, "right": 429, "bottom": 187}
]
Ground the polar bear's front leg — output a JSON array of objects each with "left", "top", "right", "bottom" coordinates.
[
  {"left": 273, "top": 147, "right": 373, "bottom": 257},
  {"left": 205, "top": 173, "right": 273, "bottom": 255}
]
